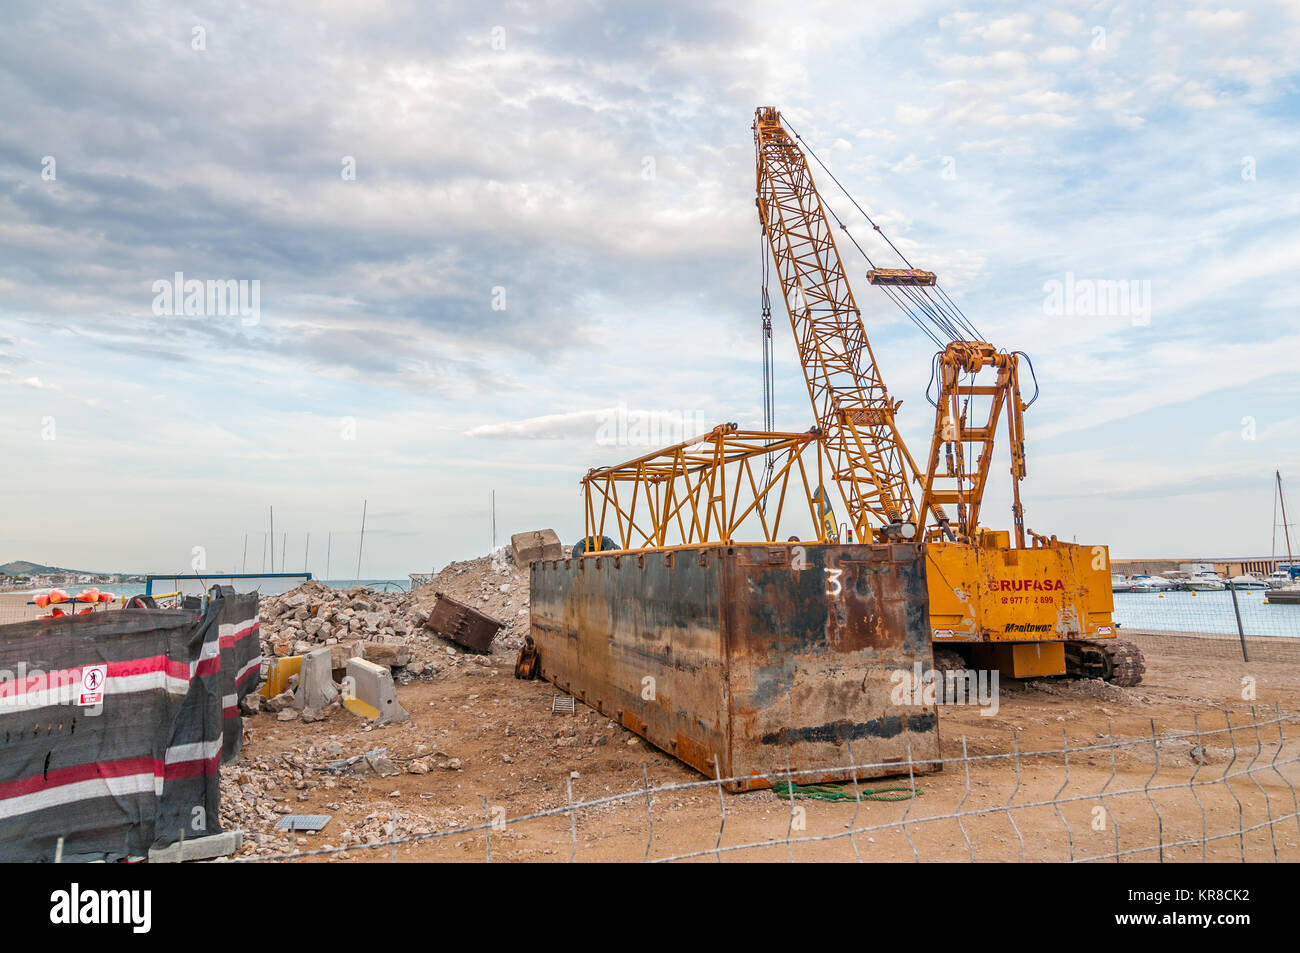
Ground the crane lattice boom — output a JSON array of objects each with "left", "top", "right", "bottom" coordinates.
[{"left": 753, "top": 106, "right": 925, "bottom": 539}]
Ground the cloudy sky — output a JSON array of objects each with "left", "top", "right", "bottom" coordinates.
[{"left": 2, "top": 1, "right": 1298, "bottom": 577}]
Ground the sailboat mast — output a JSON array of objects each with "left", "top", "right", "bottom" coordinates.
[{"left": 1279, "top": 470, "right": 1295, "bottom": 569}]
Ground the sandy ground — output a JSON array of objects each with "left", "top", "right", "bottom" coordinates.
[
  {"left": 0, "top": 592, "right": 48, "bottom": 624},
  {"left": 0, "top": 591, "right": 123, "bottom": 625},
  {"left": 229, "top": 634, "right": 1300, "bottom": 863}
]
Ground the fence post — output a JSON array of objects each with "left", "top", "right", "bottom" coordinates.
[{"left": 1227, "top": 580, "right": 1249, "bottom": 662}]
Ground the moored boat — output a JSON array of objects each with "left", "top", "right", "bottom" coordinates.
[
  {"left": 1136, "top": 573, "right": 1178, "bottom": 591},
  {"left": 1265, "top": 586, "right": 1300, "bottom": 605},
  {"left": 1266, "top": 567, "right": 1298, "bottom": 588},
  {"left": 1227, "top": 574, "right": 1269, "bottom": 590}
]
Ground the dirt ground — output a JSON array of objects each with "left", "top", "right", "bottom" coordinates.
[{"left": 228, "top": 634, "right": 1300, "bottom": 863}]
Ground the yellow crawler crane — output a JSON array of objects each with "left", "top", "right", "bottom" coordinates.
[{"left": 752, "top": 106, "right": 1142, "bottom": 685}]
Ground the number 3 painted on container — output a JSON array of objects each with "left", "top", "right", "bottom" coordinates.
[{"left": 825, "top": 568, "right": 843, "bottom": 596}]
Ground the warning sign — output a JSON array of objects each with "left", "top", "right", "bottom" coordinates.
[{"left": 78, "top": 665, "right": 106, "bottom": 706}]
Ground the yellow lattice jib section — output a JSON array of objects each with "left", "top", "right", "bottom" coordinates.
[{"left": 581, "top": 425, "right": 830, "bottom": 551}]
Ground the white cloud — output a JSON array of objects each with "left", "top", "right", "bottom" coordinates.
[
  {"left": 973, "top": 14, "right": 1036, "bottom": 45},
  {"left": 1039, "top": 45, "right": 1083, "bottom": 64},
  {"left": 464, "top": 409, "right": 605, "bottom": 440},
  {"left": 1044, "top": 11, "right": 1086, "bottom": 35},
  {"left": 1187, "top": 8, "right": 1249, "bottom": 32},
  {"left": 896, "top": 103, "right": 938, "bottom": 125}
]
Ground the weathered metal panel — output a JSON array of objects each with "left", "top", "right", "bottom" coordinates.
[
  {"left": 425, "top": 593, "right": 504, "bottom": 653},
  {"left": 531, "top": 544, "right": 940, "bottom": 791}
]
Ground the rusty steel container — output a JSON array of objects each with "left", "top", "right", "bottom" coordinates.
[
  {"left": 530, "top": 543, "right": 940, "bottom": 791},
  {"left": 424, "top": 592, "right": 504, "bottom": 653}
]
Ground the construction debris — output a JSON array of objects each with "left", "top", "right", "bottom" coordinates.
[
  {"left": 424, "top": 593, "right": 504, "bottom": 653},
  {"left": 514, "top": 635, "right": 540, "bottom": 679},
  {"left": 254, "top": 548, "right": 530, "bottom": 679},
  {"left": 362, "top": 749, "right": 402, "bottom": 776},
  {"left": 511, "top": 528, "right": 564, "bottom": 566}
]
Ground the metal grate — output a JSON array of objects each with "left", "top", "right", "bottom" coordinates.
[
  {"left": 551, "top": 695, "right": 575, "bottom": 714},
  {"left": 275, "top": 814, "right": 332, "bottom": 832}
]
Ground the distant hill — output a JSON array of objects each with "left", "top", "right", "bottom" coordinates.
[{"left": 1, "top": 560, "right": 86, "bottom": 576}]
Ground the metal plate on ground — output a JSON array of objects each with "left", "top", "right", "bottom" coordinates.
[
  {"left": 551, "top": 695, "right": 575, "bottom": 714},
  {"left": 275, "top": 814, "right": 331, "bottom": 832}
]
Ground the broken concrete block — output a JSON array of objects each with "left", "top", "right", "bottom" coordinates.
[
  {"left": 343, "top": 657, "right": 409, "bottom": 726},
  {"left": 364, "top": 751, "right": 401, "bottom": 777},
  {"left": 329, "top": 641, "right": 365, "bottom": 672},
  {"left": 511, "top": 528, "right": 563, "bottom": 566},
  {"left": 266, "top": 690, "right": 296, "bottom": 712},
  {"left": 149, "top": 830, "right": 243, "bottom": 863},
  {"left": 294, "top": 648, "right": 340, "bottom": 710},
  {"left": 361, "top": 642, "right": 411, "bottom": 668}
]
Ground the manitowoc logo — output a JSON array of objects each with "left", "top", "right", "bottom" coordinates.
[
  {"left": 988, "top": 579, "right": 1066, "bottom": 592},
  {"left": 1005, "top": 622, "right": 1053, "bottom": 633}
]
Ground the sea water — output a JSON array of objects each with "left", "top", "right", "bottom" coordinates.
[{"left": 1111, "top": 588, "right": 1299, "bottom": 638}]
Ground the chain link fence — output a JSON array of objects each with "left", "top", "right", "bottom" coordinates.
[
  {"left": 226, "top": 706, "right": 1300, "bottom": 864},
  {"left": 1114, "top": 582, "right": 1300, "bottom": 663}
]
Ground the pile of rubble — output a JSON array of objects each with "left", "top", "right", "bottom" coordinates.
[
  {"left": 254, "top": 547, "right": 531, "bottom": 678},
  {"left": 221, "top": 540, "right": 560, "bottom": 857},
  {"left": 414, "top": 547, "right": 532, "bottom": 649},
  {"left": 219, "top": 741, "right": 476, "bottom": 858}
]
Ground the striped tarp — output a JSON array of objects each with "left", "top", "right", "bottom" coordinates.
[
  {"left": 216, "top": 590, "right": 261, "bottom": 762},
  {"left": 0, "top": 589, "right": 261, "bottom": 862}
]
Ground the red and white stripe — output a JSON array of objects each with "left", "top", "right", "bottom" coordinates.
[
  {"left": 0, "top": 737, "right": 222, "bottom": 821},
  {"left": 0, "top": 617, "right": 259, "bottom": 717}
]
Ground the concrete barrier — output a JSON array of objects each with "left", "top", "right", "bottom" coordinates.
[
  {"left": 294, "top": 648, "right": 338, "bottom": 710},
  {"left": 342, "top": 658, "right": 409, "bottom": 726}
]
